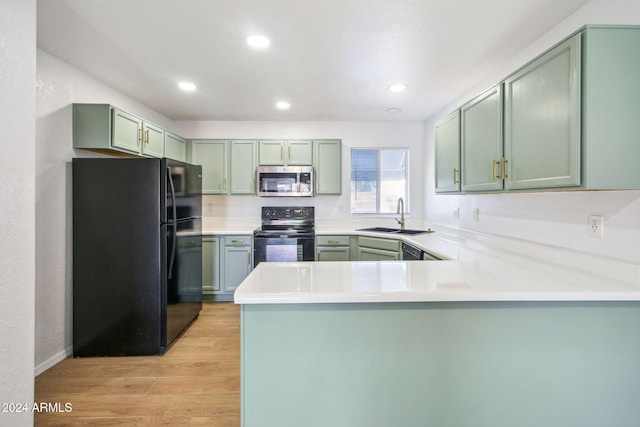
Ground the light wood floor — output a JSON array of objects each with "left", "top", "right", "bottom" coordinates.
[{"left": 35, "top": 302, "right": 240, "bottom": 426}]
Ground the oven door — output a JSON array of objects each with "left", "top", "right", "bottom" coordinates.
[{"left": 253, "top": 234, "right": 315, "bottom": 267}]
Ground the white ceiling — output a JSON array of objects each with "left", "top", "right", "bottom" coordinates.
[{"left": 37, "top": 0, "right": 590, "bottom": 121}]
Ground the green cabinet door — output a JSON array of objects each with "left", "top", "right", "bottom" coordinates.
[
  {"left": 141, "top": 121, "right": 164, "bottom": 158},
  {"left": 286, "top": 140, "right": 313, "bottom": 165},
  {"left": 112, "top": 108, "right": 143, "bottom": 154},
  {"left": 258, "top": 141, "right": 285, "bottom": 165},
  {"left": 202, "top": 236, "right": 220, "bottom": 295},
  {"left": 259, "top": 140, "right": 313, "bottom": 166},
  {"left": 358, "top": 247, "right": 400, "bottom": 261},
  {"left": 191, "top": 140, "right": 228, "bottom": 194},
  {"left": 504, "top": 34, "right": 581, "bottom": 190},
  {"left": 357, "top": 236, "right": 400, "bottom": 261},
  {"left": 435, "top": 110, "right": 461, "bottom": 193},
  {"left": 165, "top": 132, "right": 187, "bottom": 162},
  {"left": 313, "top": 140, "right": 342, "bottom": 194},
  {"left": 461, "top": 84, "right": 504, "bottom": 192},
  {"left": 222, "top": 236, "right": 252, "bottom": 293},
  {"left": 230, "top": 140, "right": 257, "bottom": 194},
  {"left": 316, "top": 235, "right": 352, "bottom": 261},
  {"left": 581, "top": 26, "right": 640, "bottom": 190}
]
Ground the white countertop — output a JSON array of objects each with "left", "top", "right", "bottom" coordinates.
[
  {"left": 234, "top": 259, "right": 640, "bottom": 304},
  {"left": 200, "top": 217, "right": 640, "bottom": 304}
]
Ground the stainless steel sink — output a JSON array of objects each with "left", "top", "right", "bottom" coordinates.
[{"left": 357, "top": 227, "right": 434, "bottom": 235}]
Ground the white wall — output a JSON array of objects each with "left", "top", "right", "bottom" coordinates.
[
  {"left": 424, "top": 0, "right": 640, "bottom": 265},
  {"left": 182, "top": 121, "right": 424, "bottom": 220},
  {"left": 35, "top": 50, "right": 182, "bottom": 373},
  {"left": 0, "top": 1, "right": 36, "bottom": 425}
]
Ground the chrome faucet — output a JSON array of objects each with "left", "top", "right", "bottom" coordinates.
[{"left": 395, "top": 197, "right": 405, "bottom": 230}]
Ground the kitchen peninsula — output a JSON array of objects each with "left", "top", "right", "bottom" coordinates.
[{"left": 234, "top": 227, "right": 640, "bottom": 427}]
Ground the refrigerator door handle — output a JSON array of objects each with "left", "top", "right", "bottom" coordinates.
[
  {"left": 167, "top": 166, "right": 178, "bottom": 223},
  {"left": 168, "top": 222, "right": 178, "bottom": 280},
  {"left": 167, "top": 166, "right": 178, "bottom": 280}
]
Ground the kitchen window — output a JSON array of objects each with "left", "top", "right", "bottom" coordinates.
[{"left": 350, "top": 148, "right": 409, "bottom": 214}]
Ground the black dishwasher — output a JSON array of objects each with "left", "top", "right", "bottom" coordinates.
[
  {"left": 401, "top": 242, "right": 440, "bottom": 260},
  {"left": 401, "top": 242, "right": 424, "bottom": 260}
]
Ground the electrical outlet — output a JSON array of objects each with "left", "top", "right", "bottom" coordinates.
[
  {"left": 589, "top": 215, "right": 604, "bottom": 238},
  {"left": 452, "top": 208, "right": 460, "bottom": 219}
]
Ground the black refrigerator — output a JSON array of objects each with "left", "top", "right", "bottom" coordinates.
[{"left": 72, "top": 158, "right": 203, "bottom": 356}]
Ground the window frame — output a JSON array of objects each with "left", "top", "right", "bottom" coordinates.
[{"left": 350, "top": 147, "right": 410, "bottom": 216}]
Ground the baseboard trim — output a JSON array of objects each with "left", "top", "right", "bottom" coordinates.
[{"left": 35, "top": 346, "right": 72, "bottom": 377}]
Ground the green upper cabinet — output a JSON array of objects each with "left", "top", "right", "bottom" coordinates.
[
  {"left": 313, "top": 139, "right": 342, "bottom": 194},
  {"left": 287, "top": 140, "right": 313, "bottom": 165},
  {"left": 111, "top": 108, "right": 143, "bottom": 154},
  {"left": 434, "top": 110, "right": 461, "bottom": 193},
  {"left": 165, "top": 132, "right": 187, "bottom": 162},
  {"left": 258, "top": 140, "right": 313, "bottom": 166},
  {"left": 580, "top": 26, "right": 640, "bottom": 190},
  {"left": 230, "top": 140, "right": 258, "bottom": 194},
  {"left": 73, "top": 104, "right": 188, "bottom": 160},
  {"left": 504, "top": 34, "right": 581, "bottom": 190},
  {"left": 461, "top": 84, "right": 504, "bottom": 192},
  {"left": 191, "top": 140, "right": 228, "bottom": 194},
  {"left": 440, "top": 25, "right": 640, "bottom": 194},
  {"left": 141, "top": 121, "right": 165, "bottom": 158}
]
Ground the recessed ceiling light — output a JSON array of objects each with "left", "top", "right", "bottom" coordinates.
[
  {"left": 276, "top": 101, "right": 290, "bottom": 110},
  {"left": 386, "top": 108, "right": 402, "bottom": 114},
  {"left": 247, "top": 35, "right": 270, "bottom": 49},
  {"left": 178, "top": 81, "right": 196, "bottom": 91},
  {"left": 388, "top": 83, "right": 406, "bottom": 93}
]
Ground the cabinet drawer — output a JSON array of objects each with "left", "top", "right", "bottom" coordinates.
[
  {"left": 224, "top": 235, "right": 251, "bottom": 246},
  {"left": 316, "top": 235, "right": 350, "bottom": 246},
  {"left": 358, "top": 236, "right": 400, "bottom": 252}
]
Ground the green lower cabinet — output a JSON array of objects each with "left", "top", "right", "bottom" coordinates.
[
  {"left": 202, "top": 236, "right": 220, "bottom": 296},
  {"left": 316, "top": 235, "right": 353, "bottom": 261},
  {"left": 221, "top": 236, "right": 253, "bottom": 293},
  {"left": 357, "top": 236, "right": 400, "bottom": 261},
  {"left": 203, "top": 235, "right": 252, "bottom": 301}
]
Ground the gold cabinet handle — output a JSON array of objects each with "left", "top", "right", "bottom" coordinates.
[
  {"left": 231, "top": 239, "right": 245, "bottom": 243},
  {"left": 453, "top": 168, "right": 459, "bottom": 185},
  {"left": 288, "top": 146, "right": 291, "bottom": 159},
  {"left": 145, "top": 129, "right": 149, "bottom": 144},
  {"left": 138, "top": 129, "right": 143, "bottom": 144},
  {"left": 493, "top": 159, "right": 501, "bottom": 181},
  {"left": 501, "top": 158, "right": 508, "bottom": 179},
  {"left": 328, "top": 239, "right": 340, "bottom": 244},
  {"left": 251, "top": 178, "right": 255, "bottom": 190},
  {"left": 223, "top": 178, "right": 227, "bottom": 190}
]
